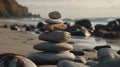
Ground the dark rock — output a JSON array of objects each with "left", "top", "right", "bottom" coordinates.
[
  {"left": 37, "top": 22, "right": 44, "bottom": 31},
  {"left": 107, "top": 20, "right": 120, "bottom": 31},
  {"left": 97, "top": 48, "right": 120, "bottom": 63},
  {"left": 75, "top": 19, "right": 93, "bottom": 30},
  {"left": 94, "top": 45, "right": 111, "bottom": 51},
  {"left": 25, "top": 25, "right": 35, "bottom": 31},
  {"left": 65, "top": 26, "right": 91, "bottom": 37},
  {"left": 10, "top": 25, "right": 19, "bottom": 30},
  {"left": 117, "top": 50, "right": 120, "bottom": 55},
  {"left": 94, "top": 24, "right": 110, "bottom": 31},
  {"left": 93, "top": 24, "right": 110, "bottom": 37},
  {"left": 70, "top": 51, "right": 86, "bottom": 56}
]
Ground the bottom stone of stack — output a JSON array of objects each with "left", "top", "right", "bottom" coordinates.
[{"left": 28, "top": 51, "right": 75, "bottom": 65}]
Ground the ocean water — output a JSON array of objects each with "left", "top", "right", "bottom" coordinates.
[{"left": 3, "top": 18, "right": 120, "bottom": 51}]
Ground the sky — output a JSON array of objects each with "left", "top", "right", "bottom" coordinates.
[{"left": 16, "top": 0, "right": 120, "bottom": 18}]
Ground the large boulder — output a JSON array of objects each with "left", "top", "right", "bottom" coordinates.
[
  {"left": 39, "top": 31, "right": 71, "bottom": 43},
  {"left": 71, "top": 26, "right": 91, "bottom": 37},
  {"left": 28, "top": 51, "right": 75, "bottom": 65},
  {"left": 33, "top": 42, "right": 73, "bottom": 52},
  {"left": 93, "top": 24, "right": 109, "bottom": 37},
  {"left": 107, "top": 20, "right": 120, "bottom": 31},
  {"left": 66, "top": 26, "right": 91, "bottom": 37},
  {"left": 96, "top": 48, "right": 120, "bottom": 67},
  {"left": 97, "top": 48, "right": 120, "bottom": 63},
  {"left": 75, "top": 19, "right": 93, "bottom": 30}
]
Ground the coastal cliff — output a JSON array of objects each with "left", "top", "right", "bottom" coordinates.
[{"left": 0, "top": 0, "right": 40, "bottom": 18}]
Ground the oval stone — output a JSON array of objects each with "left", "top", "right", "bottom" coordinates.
[
  {"left": 33, "top": 42, "right": 73, "bottom": 52},
  {"left": 39, "top": 31, "right": 71, "bottom": 43},
  {"left": 49, "top": 11, "right": 61, "bottom": 19},
  {"left": 28, "top": 51, "right": 75, "bottom": 65}
]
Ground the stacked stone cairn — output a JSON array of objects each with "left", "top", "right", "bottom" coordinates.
[{"left": 28, "top": 11, "right": 75, "bottom": 65}]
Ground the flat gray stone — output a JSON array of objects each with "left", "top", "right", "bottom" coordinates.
[{"left": 33, "top": 42, "right": 73, "bottom": 52}]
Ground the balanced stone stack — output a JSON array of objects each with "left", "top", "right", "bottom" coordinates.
[{"left": 28, "top": 11, "right": 75, "bottom": 65}]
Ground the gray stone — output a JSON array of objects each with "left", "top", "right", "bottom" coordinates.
[
  {"left": 97, "top": 48, "right": 120, "bottom": 63},
  {"left": 33, "top": 42, "right": 73, "bottom": 52},
  {"left": 39, "top": 31, "right": 71, "bottom": 43},
  {"left": 96, "top": 48, "right": 120, "bottom": 67},
  {"left": 28, "top": 51, "right": 75, "bottom": 65}
]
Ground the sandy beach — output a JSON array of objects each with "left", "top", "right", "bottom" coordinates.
[
  {"left": 0, "top": 20, "right": 59, "bottom": 67},
  {"left": 0, "top": 20, "right": 40, "bottom": 56}
]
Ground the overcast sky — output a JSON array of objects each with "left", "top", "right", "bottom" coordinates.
[{"left": 16, "top": 0, "right": 120, "bottom": 18}]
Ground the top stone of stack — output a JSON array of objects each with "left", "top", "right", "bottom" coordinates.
[
  {"left": 45, "top": 11, "right": 64, "bottom": 24},
  {"left": 49, "top": 11, "right": 62, "bottom": 19}
]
